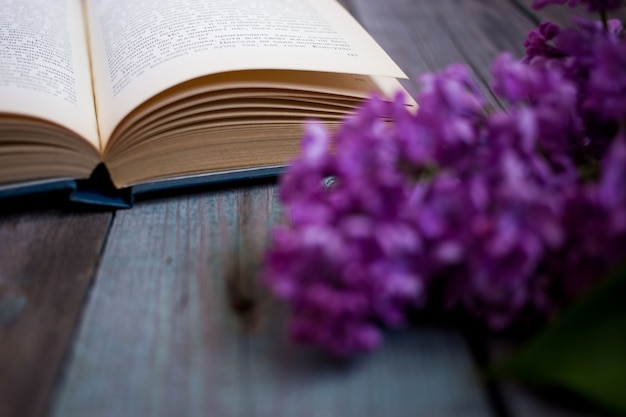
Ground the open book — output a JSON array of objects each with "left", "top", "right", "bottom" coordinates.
[{"left": 0, "top": 0, "right": 412, "bottom": 206}]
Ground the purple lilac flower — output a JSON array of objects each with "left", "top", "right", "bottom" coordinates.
[
  {"left": 524, "top": 16, "right": 625, "bottom": 159},
  {"left": 423, "top": 111, "right": 570, "bottom": 329},
  {"left": 408, "top": 64, "right": 485, "bottom": 169},
  {"left": 438, "top": 147, "right": 568, "bottom": 328},
  {"left": 266, "top": 59, "right": 577, "bottom": 352},
  {"left": 585, "top": 36, "right": 626, "bottom": 121},
  {"left": 524, "top": 17, "right": 623, "bottom": 81},
  {"left": 391, "top": 57, "right": 572, "bottom": 329},
  {"left": 264, "top": 2, "right": 626, "bottom": 355},
  {"left": 551, "top": 135, "right": 626, "bottom": 298},
  {"left": 263, "top": 96, "right": 427, "bottom": 356},
  {"left": 523, "top": 21, "right": 566, "bottom": 63},
  {"left": 492, "top": 53, "right": 583, "bottom": 169}
]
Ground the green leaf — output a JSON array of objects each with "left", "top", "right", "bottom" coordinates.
[{"left": 490, "top": 266, "right": 626, "bottom": 415}]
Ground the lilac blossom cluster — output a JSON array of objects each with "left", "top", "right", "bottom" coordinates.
[
  {"left": 262, "top": 2, "right": 626, "bottom": 355},
  {"left": 524, "top": 10, "right": 626, "bottom": 158}
]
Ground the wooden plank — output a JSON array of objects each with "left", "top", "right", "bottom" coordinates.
[
  {"left": 0, "top": 205, "right": 112, "bottom": 417},
  {"left": 421, "top": 0, "right": 534, "bottom": 64},
  {"left": 48, "top": 186, "right": 279, "bottom": 417},
  {"left": 245, "top": 315, "right": 494, "bottom": 417},
  {"left": 515, "top": 0, "right": 626, "bottom": 26},
  {"left": 50, "top": 185, "right": 494, "bottom": 417},
  {"left": 348, "top": 0, "right": 487, "bottom": 100},
  {"left": 347, "top": 0, "right": 538, "bottom": 109}
]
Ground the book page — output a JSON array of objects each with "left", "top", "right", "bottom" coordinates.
[
  {"left": 0, "top": 0, "right": 99, "bottom": 149},
  {"left": 85, "top": 0, "right": 407, "bottom": 144}
]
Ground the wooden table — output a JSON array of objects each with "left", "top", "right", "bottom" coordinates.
[{"left": 1, "top": 1, "right": 620, "bottom": 416}]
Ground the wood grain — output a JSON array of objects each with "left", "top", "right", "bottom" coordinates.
[
  {"left": 515, "top": 0, "right": 626, "bottom": 26},
  {"left": 348, "top": 0, "right": 538, "bottom": 109},
  {"left": 50, "top": 185, "right": 493, "bottom": 417},
  {"left": 0, "top": 208, "right": 112, "bottom": 417},
  {"left": 348, "top": 0, "right": 476, "bottom": 98},
  {"left": 49, "top": 186, "right": 280, "bottom": 417}
]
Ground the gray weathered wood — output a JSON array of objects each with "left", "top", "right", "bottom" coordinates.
[
  {"left": 348, "top": 0, "right": 485, "bottom": 99},
  {"left": 516, "top": 0, "right": 626, "bottom": 26},
  {"left": 0, "top": 207, "right": 112, "bottom": 417},
  {"left": 50, "top": 185, "right": 493, "bottom": 417},
  {"left": 348, "top": 0, "right": 538, "bottom": 110},
  {"left": 49, "top": 186, "right": 280, "bottom": 417}
]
